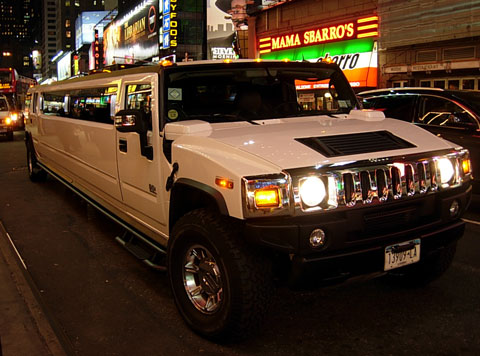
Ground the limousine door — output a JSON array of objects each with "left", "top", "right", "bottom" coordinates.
[{"left": 116, "top": 75, "right": 168, "bottom": 232}]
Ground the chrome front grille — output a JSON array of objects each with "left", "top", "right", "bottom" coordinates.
[
  {"left": 289, "top": 149, "right": 471, "bottom": 213},
  {"left": 339, "top": 161, "right": 437, "bottom": 207}
]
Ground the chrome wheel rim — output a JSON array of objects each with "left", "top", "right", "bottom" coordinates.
[{"left": 183, "top": 244, "right": 223, "bottom": 314}]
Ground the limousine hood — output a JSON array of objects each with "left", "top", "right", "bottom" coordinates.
[{"left": 171, "top": 115, "right": 457, "bottom": 171}]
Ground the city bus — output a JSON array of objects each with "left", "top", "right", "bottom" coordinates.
[{"left": 0, "top": 67, "right": 36, "bottom": 128}]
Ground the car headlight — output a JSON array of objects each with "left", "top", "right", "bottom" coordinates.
[
  {"left": 437, "top": 158, "right": 454, "bottom": 184},
  {"left": 299, "top": 176, "right": 326, "bottom": 207},
  {"left": 5, "top": 117, "right": 12, "bottom": 125},
  {"left": 10, "top": 112, "right": 18, "bottom": 122}
]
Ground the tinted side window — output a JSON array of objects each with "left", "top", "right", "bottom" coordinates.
[
  {"left": 69, "top": 87, "right": 117, "bottom": 124},
  {"left": 42, "top": 93, "right": 64, "bottom": 115},
  {"left": 416, "top": 96, "right": 477, "bottom": 129},
  {"left": 363, "top": 95, "right": 416, "bottom": 122},
  {"left": 40, "top": 87, "right": 117, "bottom": 124},
  {"left": 126, "top": 84, "right": 152, "bottom": 130}
]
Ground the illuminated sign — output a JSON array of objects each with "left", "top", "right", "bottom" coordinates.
[
  {"left": 93, "top": 29, "right": 104, "bottom": 70},
  {"left": 260, "top": 38, "right": 378, "bottom": 88},
  {"left": 211, "top": 47, "right": 236, "bottom": 59},
  {"left": 258, "top": 16, "right": 378, "bottom": 54},
  {"left": 161, "top": 0, "right": 178, "bottom": 49}
]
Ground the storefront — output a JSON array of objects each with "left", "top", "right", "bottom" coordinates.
[{"left": 257, "top": 14, "right": 379, "bottom": 97}]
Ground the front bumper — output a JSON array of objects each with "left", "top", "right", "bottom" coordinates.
[{"left": 244, "top": 183, "right": 471, "bottom": 282}]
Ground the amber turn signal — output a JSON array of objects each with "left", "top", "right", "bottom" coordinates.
[
  {"left": 215, "top": 177, "right": 234, "bottom": 189},
  {"left": 254, "top": 188, "right": 280, "bottom": 208},
  {"left": 462, "top": 159, "right": 471, "bottom": 175}
]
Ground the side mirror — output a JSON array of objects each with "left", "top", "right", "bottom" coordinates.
[
  {"left": 114, "top": 109, "right": 148, "bottom": 134},
  {"left": 114, "top": 109, "right": 153, "bottom": 160}
]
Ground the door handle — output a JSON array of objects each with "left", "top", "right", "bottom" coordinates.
[{"left": 119, "top": 138, "right": 127, "bottom": 152}]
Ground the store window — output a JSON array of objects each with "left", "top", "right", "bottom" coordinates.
[
  {"left": 392, "top": 81, "right": 408, "bottom": 88},
  {"left": 420, "top": 80, "right": 431, "bottom": 88},
  {"left": 462, "top": 79, "right": 475, "bottom": 90},
  {"left": 416, "top": 96, "right": 477, "bottom": 129},
  {"left": 447, "top": 80, "right": 459, "bottom": 90},
  {"left": 433, "top": 80, "right": 445, "bottom": 89}
]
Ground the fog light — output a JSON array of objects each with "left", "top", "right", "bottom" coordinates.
[
  {"left": 309, "top": 229, "right": 326, "bottom": 248},
  {"left": 449, "top": 200, "right": 460, "bottom": 217}
]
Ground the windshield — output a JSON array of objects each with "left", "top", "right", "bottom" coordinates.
[
  {"left": 0, "top": 71, "right": 12, "bottom": 85},
  {"left": 164, "top": 63, "right": 358, "bottom": 123}
]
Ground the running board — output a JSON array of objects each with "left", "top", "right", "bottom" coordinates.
[{"left": 116, "top": 231, "right": 167, "bottom": 271}]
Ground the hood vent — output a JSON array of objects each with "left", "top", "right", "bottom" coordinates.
[{"left": 295, "top": 131, "right": 416, "bottom": 157}]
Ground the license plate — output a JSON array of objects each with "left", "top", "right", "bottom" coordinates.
[{"left": 384, "top": 239, "right": 420, "bottom": 271}]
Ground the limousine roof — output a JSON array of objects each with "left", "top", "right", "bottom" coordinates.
[{"left": 29, "top": 59, "right": 340, "bottom": 92}]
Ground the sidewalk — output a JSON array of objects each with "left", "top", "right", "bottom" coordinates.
[{"left": 0, "top": 221, "right": 67, "bottom": 356}]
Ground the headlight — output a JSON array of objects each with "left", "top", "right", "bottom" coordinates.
[
  {"left": 5, "top": 117, "right": 12, "bottom": 125},
  {"left": 299, "top": 176, "right": 326, "bottom": 207},
  {"left": 437, "top": 158, "right": 454, "bottom": 184},
  {"left": 10, "top": 112, "right": 18, "bottom": 122}
]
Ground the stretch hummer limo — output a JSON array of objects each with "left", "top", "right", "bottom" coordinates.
[{"left": 25, "top": 60, "right": 472, "bottom": 340}]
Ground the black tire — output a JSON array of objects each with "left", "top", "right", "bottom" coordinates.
[
  {"left": 27, "top": 146, "right": 47, "bottom": 182},
  {"left": 385, "top": 242, "right": 457, "bottom": 287},
  {"left": 167, "top": 209, "right": 272, "bottom": 341},
  {"left": 7, "top": 130, "right": 14, "bottom": 141}
]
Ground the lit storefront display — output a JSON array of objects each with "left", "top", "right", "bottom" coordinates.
[{"left": 258, "top": 15, "right": 379, "bottom": 89}]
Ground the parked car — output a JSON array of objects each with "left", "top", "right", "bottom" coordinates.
[
  {"left": 0, "top": 95, "right": 16, "bottom": 140},
  {"left": 359, "top": 88, "right": 479, "bottom": 191}
]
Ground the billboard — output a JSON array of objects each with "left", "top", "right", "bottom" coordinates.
[
  {"left": 104, "top": 0, "right": 160, "bottom": 65},
  {"left": 57, "top": 52, "right": 72, "bottom": 81},
  {"left": 207, "top": 0, "right": 246, "bottom": 59},
  {"left": 75, "top": 11, "right": 110, "bottom": 50}
]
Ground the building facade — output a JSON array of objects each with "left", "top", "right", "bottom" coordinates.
[
  {"left": 0, "top": 0, "right": 40, "bottom": 76},
  {"left": 41, "top": 0, "right": 107, "bottom": 80},
  {"left": 378, "top": 0, "right": 480, "bottom": 91}
]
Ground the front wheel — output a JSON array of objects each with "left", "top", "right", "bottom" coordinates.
[
  {"left": 385, "top": 242, "right": 457, "bottom": 287},
  {"left": 168, "top": 209, "right": 272, "bottom": 341}
]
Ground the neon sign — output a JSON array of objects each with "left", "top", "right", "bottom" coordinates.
[{"left": 259, "top": 15, "right": 378, "bottom": 54}]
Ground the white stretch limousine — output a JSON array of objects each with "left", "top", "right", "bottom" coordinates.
[{"left": 25, "top": 60, "right": 473, "bottom": 341}]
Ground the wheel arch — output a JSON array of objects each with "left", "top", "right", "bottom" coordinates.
[{"left": 169, "top": 178, "right": 229, "bottom": 233}]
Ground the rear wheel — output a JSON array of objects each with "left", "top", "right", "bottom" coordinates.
[
  {"left": 27, "top": 146, "right": 47, "bottom": 182},
  {"left": 168, "top": 209, "right": 272, "bottom": 341},
  {"left": 6, "top": 130, "right": 13, "bottom": 141},
  {"left": 385, "top": 242, "right": 457, "bottom": 287}
]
